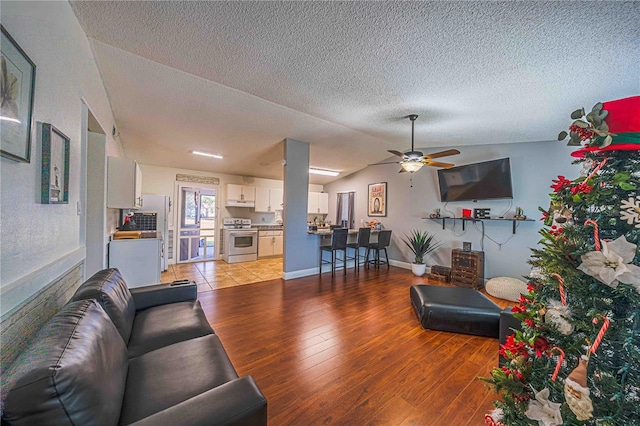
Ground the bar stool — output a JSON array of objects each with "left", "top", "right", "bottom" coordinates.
[
  {"left": 346, "top": 227, "right": 371, "bottom": 273},
  {"left": 319, "top": 228, "right": 349, "bottom": 276},
  {"left": 366, "top": 230, "right": 392, "bottom": 269}
]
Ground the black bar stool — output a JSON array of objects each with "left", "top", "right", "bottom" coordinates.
[
  {"left": 346, "top": 227, "right": 371, "bottom": 273},
  {"left": 366, "top": 230, "right": 392, "bottom": 269},
  {"left": 319, "top": 228, "right": 349, "bottom": 276}
]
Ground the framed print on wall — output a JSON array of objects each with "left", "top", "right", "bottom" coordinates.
[
  {"left": 41, "top": 123, "right": 70, "bottom": 204},
  {"left": 1, "top": 25, "right": 36, "bottom": 163},
  {"left": 368, "top": 182, "right": 387, "bottom": 217}
]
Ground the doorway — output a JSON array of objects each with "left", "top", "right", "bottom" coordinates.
[
  {"left": 81, "top": 103, "right": 108, "bottom": 278},
  {"left": 176, "top": 185, "right": 218, "bottom": 263}
]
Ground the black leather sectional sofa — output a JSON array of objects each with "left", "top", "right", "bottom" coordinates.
[{"left": 2, "top": 269, "right": 267, "bottom": 425}]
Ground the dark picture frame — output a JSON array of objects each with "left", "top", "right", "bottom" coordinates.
[
  {"left": 1, "top": 25, "right": 36, "bottom": 163},
  {"left": 41, "top": 123, "right": 70, "bottom": 204},
  {"left": 368, "top": 182, "right": 387, "bottom": 217}
]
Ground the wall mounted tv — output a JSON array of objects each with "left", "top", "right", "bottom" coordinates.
[{"left": 437, "top": 158, "right": 513, "bottom": 202}]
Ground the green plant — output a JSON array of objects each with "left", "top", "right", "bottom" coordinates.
[{"left": 402, "top": 229, "right": 441, "bottom": 264}]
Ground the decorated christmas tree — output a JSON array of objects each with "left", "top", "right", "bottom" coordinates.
[{"left": 483, "top": 96, "right": 640, "bottom": 426}]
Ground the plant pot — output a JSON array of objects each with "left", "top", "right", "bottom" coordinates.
[{"left": 411, "top": 263, "right": 426, "bottom": 277}]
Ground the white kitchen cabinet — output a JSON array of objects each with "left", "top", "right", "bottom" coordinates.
[
  {"left": 258, "top": 230, "right": 283, "bottom": 257},
  {"left": 107, "top": 157, "right": 142, "bottom": 209},
  {"left": 308, "top": 192, "right": 329, "bottom": 214},
  {"left": 226, "top": 184, "right": 255, "bottom": 207},
  {"left": 255, "top": 187, "right": 284, "bottom": 212}
]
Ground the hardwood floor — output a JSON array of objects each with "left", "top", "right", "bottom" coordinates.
[{"left": 198, "top": 266, "right": 510, "bottom": 425}]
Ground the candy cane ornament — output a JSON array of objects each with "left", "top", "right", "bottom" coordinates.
[
  {"left": 550, "top": 346, "right": 565, "bottom": 381},
  {"left": 551, "top": 273, "right": 567, "bottom": 306},
  {"left": 584, "top": 219, "right": 601, "bottom": 251},
  {"left": 590, "top": 316, "right": 611, "bottom": 355}
]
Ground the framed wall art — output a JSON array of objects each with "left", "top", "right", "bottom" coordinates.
[
  {"left": 368, "top": 182, "right": 387, "bottom": 217},
  {"left": 40, "top": 123, "right": 70, "bottom": 204},
  {"left": 1, "top": 25, "right": 36, "bottom": 163}
]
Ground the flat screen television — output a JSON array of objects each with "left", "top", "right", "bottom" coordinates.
[{"left": 437, "top": 158, "right": 513, "bottom": 202}]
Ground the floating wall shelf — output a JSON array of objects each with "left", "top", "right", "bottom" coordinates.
[{"left": 425, "top": 217, "right": 535, "bottom": 234}]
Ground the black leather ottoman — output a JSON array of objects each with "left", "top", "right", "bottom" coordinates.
[{"left": 410, "top": 284, "right": 501, "bottom": 338}]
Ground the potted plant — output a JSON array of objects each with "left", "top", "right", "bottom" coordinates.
[{"left": 402, "top": 229, "right": 441, "bottom": 276}]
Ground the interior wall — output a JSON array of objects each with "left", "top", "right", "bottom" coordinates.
[
  {"left": 324, "top": 140, "right": 580, "bottom": 279},
  {"left": 0, "top": 2, "right": 122, "bottom": 314}
]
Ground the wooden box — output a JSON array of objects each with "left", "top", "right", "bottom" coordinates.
[
  {"left": 430, "top": 265, "right": 451, "bottom": 282},
  {"left": 451, "top": 249, "right": 485, "bottom": 289},
  {"left": 426, "top": 273, "right": 447, "bottom": 283}
]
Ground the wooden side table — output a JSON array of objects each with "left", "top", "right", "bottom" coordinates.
[{"left": 451, "top": 249, "right": 485, "bottom": 289}]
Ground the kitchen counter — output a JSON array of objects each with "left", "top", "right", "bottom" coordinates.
[
  {"left": 307, "top": 228, "right": 382, "bottom": 235},
  {"left": 253, "top": 224, "right": 284, "bottom": 230}
]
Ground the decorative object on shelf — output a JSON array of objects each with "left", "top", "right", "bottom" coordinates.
[
  {"left": 1, "top": 25, "right": 36, "bottom": 163},
  {"left": 474, "top": 208, "right": 491, "bottom": 219},
  {"left": 462, "top": 208, "right": 472, "bottom": 218},
  {"left": 368, "top": 114, "right": 460, "bottom": 173},
  {"left": 40, "top": 123, "right": 70, "bottom": 204},
  {"left": 402, "top": 229, "right": 441, "bottom": 276},
  {"left": 462, "top": 241, "right": 472, "bottom": 251},
  {"left": 514, "top": 206, "right": 527, "bottom": 220},
  {"left": 429, "top": 208, "right": 441, "bottom": 219},
  {"left": 368, "top": 182, "right": 387, "bottom": 217}
]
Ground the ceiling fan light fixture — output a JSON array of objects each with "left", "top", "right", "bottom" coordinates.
[
  {"left": 192, "top": 150, "right": 223, "bottom": 159},
  {"left": 401, "top": 161, "right": 424, "bottom": 173},
  {"left": 309, "top": 168, "right": 340, "bottom": 176}
]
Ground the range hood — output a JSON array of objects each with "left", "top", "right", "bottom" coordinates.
[{"left": 226, "top": 200, "right": 255, "bottom": 208}]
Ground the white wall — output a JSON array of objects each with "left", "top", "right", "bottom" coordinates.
[
  {"left": 0, "top": 1, "right": 122, "bottom": 313},
  {"left": 324, "top": 140, "right": 580, "bottom": 279}
]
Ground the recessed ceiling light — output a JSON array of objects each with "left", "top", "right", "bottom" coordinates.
[
  {"left": 309, "top": 168, "right": 339, "bottom": 177},
  {"left": 192, "top": 150, "right": 223, "bottom": 159}
]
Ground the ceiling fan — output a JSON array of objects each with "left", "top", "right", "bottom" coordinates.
[{"left": 370, "top": 114, "right": 460, "bottom": 173}]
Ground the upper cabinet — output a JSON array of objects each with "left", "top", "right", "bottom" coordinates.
[
  {"left": 107, "top": 157, "right": 142, "bottom": 209},
  {"left": 255, "top": 187, "right": 284, "bottom": 212},
  {"left": 226, "top": 184, "right": 256, "bottom": 207},
  {"left": 308, "top": 192, "right": 329, "bottom": 215}
]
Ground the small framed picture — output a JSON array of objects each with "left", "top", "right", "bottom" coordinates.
[
  {"left": 463, "top": 242, "right": 472, "bottom": 251},
  {"left": 40, "top": 123, "right": 70, "bottom": 204},
  {"left": 1, "top": 25, "right": 37, "bottom": 163},
  {"left": 368, "top": 182, "right": 387, "bottom": 217}
]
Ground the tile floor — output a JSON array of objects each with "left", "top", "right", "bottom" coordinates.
[{"left": 161, "top": 257, "right": 283, "bottom": 293}]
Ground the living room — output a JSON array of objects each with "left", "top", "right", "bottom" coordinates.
[{"left": 1, "top": 2, "right": 639, "bottom": 425}]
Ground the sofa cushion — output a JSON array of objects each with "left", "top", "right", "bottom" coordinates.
[
  {"left": 71, "top": 268, "right": 136, "bottom": 343},
  {"left": 127, "top": 300, "right": 214, "bottom": 358},
  {"left": 2, "top": 300, "right": 128, "bottom": 426},
  {"left": 119, "top": 334, "right": 239, "bottom": 424}
]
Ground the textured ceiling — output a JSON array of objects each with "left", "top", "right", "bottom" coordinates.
[{"left": 70, "top": 1, "right": 640, "bottom": 184}]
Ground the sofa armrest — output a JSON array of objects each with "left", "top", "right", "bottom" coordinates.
[
  {"left": 128, "top": 376, "right": 267, "bottom": 426},
  {"left": 130, "top": 282, "right": 197, "bottom": 311}
]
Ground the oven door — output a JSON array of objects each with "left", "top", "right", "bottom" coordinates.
[{"left": 228, "top": 231, "right": 257, "bottom": 255}]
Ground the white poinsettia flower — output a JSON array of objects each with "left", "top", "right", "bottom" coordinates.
[
  {"left": 525, "top": 387, "right": 563, "bottom": 426},
  {"left": 578, "top": 236, "right": 640, "bottom": 291}
]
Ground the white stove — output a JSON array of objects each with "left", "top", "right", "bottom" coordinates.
[{"left": 222, "top": 218, "right": 258, "bottom": 263}]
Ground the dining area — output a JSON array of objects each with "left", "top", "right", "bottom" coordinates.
[{"left": 308, "top": 227, "right": 392, "bottom": 275}]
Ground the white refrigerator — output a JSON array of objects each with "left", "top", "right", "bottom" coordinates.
[
  {"left": 138, "top": 194, "right": 171, "bottom": 271},
  {"left": 108, "top": 238, "right": 162, "bottom": 288}
]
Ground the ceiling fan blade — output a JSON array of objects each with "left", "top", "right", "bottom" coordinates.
[
  {"left": 368, "top": 161, "right": 401, "bottom": 166},
  {"left": 423, "top": 161, "right": 455, "bottom": 168},
  {"left": 421, "top": 149, "right": 461, "bottom": 160},
  {"left": 388, "top": 150, "right": 406, "bottom": 158}
]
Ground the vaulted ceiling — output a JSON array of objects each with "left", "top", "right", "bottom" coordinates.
[{"left": 70, "top": 1, "right": 640, "bottom": 184}]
